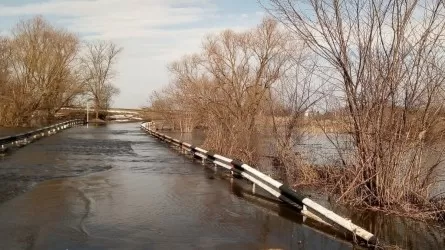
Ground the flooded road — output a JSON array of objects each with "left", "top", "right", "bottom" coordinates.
[
  {"left": 156, "top": 127, "right": 445, "bottom": 249},
  {"left": 0, "top": 123, "right": 352, "bottom": 250}
]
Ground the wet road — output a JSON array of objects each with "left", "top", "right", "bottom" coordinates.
[{"left": 0, "top": 123, "right": 351, "bottom": 250}]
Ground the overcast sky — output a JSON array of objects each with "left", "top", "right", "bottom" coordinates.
[{"left": 0, "top": 0, "right": 265, "bottom": 108}]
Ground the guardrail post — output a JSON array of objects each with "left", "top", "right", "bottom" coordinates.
[{"left": 302, "top": 205, "right": 308, "bottom": 222}]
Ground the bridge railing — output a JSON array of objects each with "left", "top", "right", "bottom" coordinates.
[
  {"left": 140, "top": 122, "right": 377, "bottom": 246},
  {"left": 0, "top": 119, "right": 84, "bottom": 150}
]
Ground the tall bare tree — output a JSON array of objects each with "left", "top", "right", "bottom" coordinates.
[
  {"left": 269, "top": 43, "right": 328, "bottom": 184},
  {"left": 81, "top": 41, "right": 122, "bottom": 120},
  {"left": 165, "top": 18, "right": 291, "bottom": 163},
  {"left": 266, "top": 0, "right": 445, "bottom": 214},
  {"left": 5, "top": 16, "right": 83, "bottom": 125},
  {"left": 0, "top": 38, "right": 8, "bottom": 85},
  {"left": 0, "top": 37, "right": 12, "bottom": 123}
]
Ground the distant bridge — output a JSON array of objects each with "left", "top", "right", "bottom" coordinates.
[{"left": 59, "top": 107, "right": 145, "bottom": 122}]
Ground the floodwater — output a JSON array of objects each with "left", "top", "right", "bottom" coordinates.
[
  {"left": 0, "top": 127, "right": 31, "bottom": 138},
  {"left": 164, "top": 128, "right": 445, "bottom": 249},
  {"left": 0, "top": 123, "right": 357, "bottom": 250}
]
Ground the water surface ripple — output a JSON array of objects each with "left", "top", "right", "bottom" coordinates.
[{"left": 0, "top": 124, "right": 387, "bottom": 249}]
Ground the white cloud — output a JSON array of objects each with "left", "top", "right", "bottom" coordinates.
[
  {"left": 0, "top": 0, "right": 215, "bottom": 38},
  {"left": 0, "top": 0, "right": 264, "bottom": 108}
]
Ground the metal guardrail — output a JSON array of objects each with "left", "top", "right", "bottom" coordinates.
[
  {"left": 140, "top": 122, "right": 377, "bottom": 246},
  {"left": 0, "top": 119, "right": 84, "bottom": 151}
]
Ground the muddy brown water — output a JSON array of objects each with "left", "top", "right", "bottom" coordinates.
[
  {"left": 0, "top": 123, "right": 443, "bottom": 249},
  {"left": 0, "top": 123, "right": 352, "bottom": 250},
  {"left": 163, "top": 128, "right": 445, "bottom": 249},
  {"left": 0, "top": 127, "right": 31, "bottom": 138}
]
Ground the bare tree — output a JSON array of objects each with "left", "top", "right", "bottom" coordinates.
[
  {"left": 269, "top": 43, "right": 328, "bottom": 184},
  {"left": 165, "top": 18, "right": 291, "bottom": 163},
  {"left": 101, "top": 84, "right": 120, "bottom": 111},
  {"left": 81, "top": 41, "right": 122, "bottom": 120},
  {"left": 266, "top": 0, "right": 445, "bottom": 215},
  {"left": 0, "top": 17, "right": 124, "bottom": 127},
  {"left": 4, "top": 16, "right": 83, "bottom": 125},
  {"left": 205, "top": 18, "right": 291, "bottom": 163},
  {"left": 0, "top": 37, "right": 12, "bottom": 123},
  {"left": 0, "top": 38, "right": 8, "bottom": 86}
]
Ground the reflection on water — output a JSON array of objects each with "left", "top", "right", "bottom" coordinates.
[
  {"left": 0, "top": 123, "right": 353, "bottom": 249},
  {"left": 160, "top": 129, "right": 445, "bottom": 249},
  {"left": 354, "top": 209, "right": 445, "bottom": 249},
  {"left": 295, "top": 133, "right": 353, "bottom": 166},
  {"left": 308, "top": 192, "right": 445, "bottom": 249}
]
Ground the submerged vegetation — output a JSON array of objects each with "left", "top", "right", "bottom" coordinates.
[
  {"left": 0, "top": 16, "right": 121, "bottom": 127},
  {"left": 148, "top": 0, "right": 445, "bottom": 222}
]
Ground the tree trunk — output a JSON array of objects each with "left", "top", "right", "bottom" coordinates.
[{"left": 95, "top": 99, "right": 99, "bottom": 120}]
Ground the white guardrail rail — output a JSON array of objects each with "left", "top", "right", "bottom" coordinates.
[
  {"left": 0, "top": 119, "right": 84, "bottom": 153},
  {"left": 140, "top": 122, "right": 377, "bottom": 246}
]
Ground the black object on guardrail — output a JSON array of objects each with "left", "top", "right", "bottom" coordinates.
[
  {"left": 0, "top": 119, "right": 84, "bottom": 153},
  {"left": 140, "top": 122, "right": 378, "bottom": 246}
]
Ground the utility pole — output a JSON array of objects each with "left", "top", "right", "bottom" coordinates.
[{"left": 86, "top": 102, "right": 89, "bottom": 127}]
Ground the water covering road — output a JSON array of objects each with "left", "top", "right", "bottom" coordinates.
[{"left": 0, "top": 123, "right": 351, "bottom": 250}]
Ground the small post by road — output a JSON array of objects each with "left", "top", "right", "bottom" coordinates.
[{"left": 86, "top": 102, "right": 89, "bottom": 128}]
